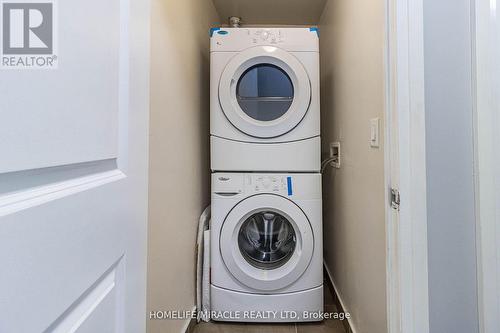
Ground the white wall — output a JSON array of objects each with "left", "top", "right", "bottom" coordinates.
[
  {"left": 319, "top": 1, "right": 387, "bottom": 332},
  {"left": 423, "top": 0, "right": 479, "bottom": 332},
  {"left": 147, "top": 0, "right": 219, "bottom": 332}
]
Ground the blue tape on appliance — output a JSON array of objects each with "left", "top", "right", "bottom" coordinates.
[
  {"left": 309, "top": 27, "right": 319, "bottom": 36},
  {"left": 209, "top": 27, "right": 221, "bottom": 37}
]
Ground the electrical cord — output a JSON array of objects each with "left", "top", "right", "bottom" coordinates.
[{"left": 321, "top": 157, "right": 338, "bottom": 173}]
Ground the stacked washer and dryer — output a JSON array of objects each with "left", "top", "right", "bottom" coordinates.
[{"left": 209, "top": 27, "right": 323, "bottom": 322}]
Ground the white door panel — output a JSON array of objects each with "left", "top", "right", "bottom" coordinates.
[
  {"left": 71, "top": 286, "right": 118, "bottom": 333},
  {"left": 0, "top": 0, "right": 150, "bottom": 332},
  {"left": 1, "top": 183, "right": 125, "bottom": 332},
  {"left": 0, "top": 0, "right": 123, "bottom": 174},
  {"left": 48, "top": 263, "right": 121, "bottom": 333}
]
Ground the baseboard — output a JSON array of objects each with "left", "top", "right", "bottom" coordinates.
[
  {"left": 324, "top": 262, "right": 357, "bottom": 333},
  {"left": 182, "top": 306, "right": 197, "bottom": 333}
]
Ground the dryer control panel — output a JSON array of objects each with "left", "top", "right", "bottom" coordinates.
[
  {"left": 210, "top": 27, "right": 319, "bottom": 52},
  {"left": 250, "top": 29, "right": 284, "bottom": 45}
]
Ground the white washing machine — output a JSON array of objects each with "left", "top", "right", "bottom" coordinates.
[
  {"left": 210, "top": 173, "right": 323, "bottom": 322},
  {"left": 210, "top": 27, "right": 321, "bottom": 172}
]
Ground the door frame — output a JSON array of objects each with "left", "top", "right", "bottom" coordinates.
[
  {"left": 385, "top": 0, "right": 430, "bottom": 332},
  {"left": 472, "top": 0, "right": 500, "bottom": 332}
]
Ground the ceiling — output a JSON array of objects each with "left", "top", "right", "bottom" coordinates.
[{"left": 211, "top": 0, "right": 328, "bottom": 25}]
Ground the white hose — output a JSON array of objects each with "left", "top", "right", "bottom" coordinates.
[
  {"left": 201, "top": 229, "right": 210, "bottom": 321},
  {"left": 196, "top": 205, "right": 211, "bottom": 322}
]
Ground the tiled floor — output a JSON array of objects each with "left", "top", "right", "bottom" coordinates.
[{"left": 192, "top": 282, "right": 347, "bottom": 333}]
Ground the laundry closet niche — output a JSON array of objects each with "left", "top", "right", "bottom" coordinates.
[{"left": 147, "top": 1, "right": 388, "bottom": 333}]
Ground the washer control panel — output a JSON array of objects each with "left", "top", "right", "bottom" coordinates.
[
  {"left": 247, "top": 174, "right": 291, "bottom": 196},
  {"left": 212, "top": 173, "right": 320, "bottom": 199}
]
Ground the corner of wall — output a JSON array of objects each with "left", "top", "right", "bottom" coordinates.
[
  {"left": 319, "top": 0, "right": 388, "bottom": 332},
  {"left": 147, "top": 0, "right": 219, "bottom": 332}
]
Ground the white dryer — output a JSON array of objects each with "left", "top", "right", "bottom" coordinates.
[
  {"left": 210, "top": 27, "right": 321, "bottom": 172},
  {"left": 210, "top": 173, "right": 323, "bottom": 322}
]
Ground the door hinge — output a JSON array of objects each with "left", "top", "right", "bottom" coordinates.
[{"left": 391, "top": 188, "right": 400, "bottom": 211}]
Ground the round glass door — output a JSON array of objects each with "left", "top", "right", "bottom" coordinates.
[
  {"left": 218, "top": 46, "right": 311, "bottom": 138},
  {"left": 238, "top": 211, "right": 296, "bottom": 270},
  {"left": 236, "top": 64, "right": 294, "bottom": 122},
  {"left": 220, "top": 194, "right": 314, "bottom": 291}
]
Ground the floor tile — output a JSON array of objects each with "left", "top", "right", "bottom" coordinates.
[
  {"left": 296, "top": 319, "right": 346, "bottom": 333},
  {"left": 242, "top": 323, "right": 298, "bottom": 333},
  {"left": 193, "top": 321, "right": 296, "bottom": 333}
]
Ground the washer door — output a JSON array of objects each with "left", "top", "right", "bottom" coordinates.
[
  {"left": 220, "top": 194, "right": 314, "bottom": 291},
  {"left": 219, "top": 46, "right": 311, "bottom": 138}
]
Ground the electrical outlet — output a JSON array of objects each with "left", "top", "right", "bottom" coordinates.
[{"left": 329, "top": 142, "right": 341, "bottom": 168}]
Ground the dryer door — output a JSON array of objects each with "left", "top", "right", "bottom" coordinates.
[
  {"left": 220, "top": 194, "right": 314, "bottom": 291},
  {"left": 219, "top": 46, "right": 311, "bottom": 138}
]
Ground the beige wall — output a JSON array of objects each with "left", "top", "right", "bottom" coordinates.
[
  {"left": 319, "top": 1, "right": 387, "bottom": 332},
  {"left": 212, "top": 0, "right": 327, "bottom": 25},
  {"left": 147, "top": 0, "right": 219, "bottom": 332}
]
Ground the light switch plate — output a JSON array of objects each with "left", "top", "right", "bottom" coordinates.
[{"left": 370, "top": 118, "right": 380, "bottom": 148}]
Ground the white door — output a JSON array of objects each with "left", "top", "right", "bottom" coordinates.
[
  {"left": 0, "top": 0, "right": 150, "bottom": 332},
  {"left": 218, "top": 46, "right": 311, "bottom": 138},
  {"left": 474, "top": 0, "right": 500, "bottom": 332},
  {"left": 220, "top": 194, "right": 313, "bottom": 291}
]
